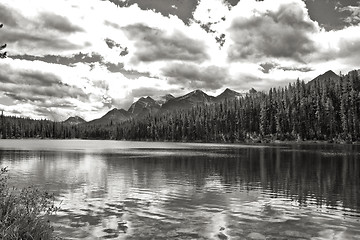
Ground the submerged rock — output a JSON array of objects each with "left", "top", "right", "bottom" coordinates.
[
  {"left": 217, "top": 232, "right": 228, "bottom": 240},
  {"left": 247, "top": 232, "right": 266, "bottom": 240}
]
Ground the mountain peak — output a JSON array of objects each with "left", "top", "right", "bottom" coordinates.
[
  {"left": 216, "top": 88, "right": 241, "bottom": 102},
  {"left": 127, "top": 95, "right": 160, "bottom": 116},
  {"left": 308, "top": 70, "right": 340, "bottom": 85},
  {"left": 63, "top": 116, "right": 86, "bottom": 125},
  {"left": 162, "top": 89, "right": 215, "bottom": 111},
  {"left": 323, "top": 70, "right": 338, "bottom": 78}
]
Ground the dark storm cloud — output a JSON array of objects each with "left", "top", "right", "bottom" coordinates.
[
  {"left": 0, "top": 6, "right": 84, "bottom": 54},
  {"left": 305, "top": 0, "right": 359, "bottom": 30},
  {"left": 123, "top": 24, "right": 208, "bottom": 62},
  {"left": 11, "top": 52, "right": 150, "bottom": 79},
  {"left": 228, "top": 2, "right": 317, "bottom": 62},
  {"left": 0, "top": 65, "right": 88, "bottom": 104},
  {"left": 104, "top": 0, "right": 198, "bottom": 24},
  {"left": 0, "top": 65, "right": 60, "bottom": 86},
  {"left": 39, "top": 13, "right": 84, "bottom": 33},
  {"left": 162, "top": 63, "right": 228, "bottom": 90},
  {"left": 11, "top": 52, "right": 104, "bottom": 67},
  {"left": 0, "top": 83, "right": 88, "bottom": 102},
  {"left": 0, "top": 29, "right": 81, "bottom": 52},
  {"left": 20, "top": 72, "right": 61, "bottom": 86},
  {"left": 0, "top": 3, "right": 20, "bottom": 27}
]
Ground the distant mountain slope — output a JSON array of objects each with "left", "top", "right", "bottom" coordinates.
[
  {"left": 63, "top": 116, "right": 86, "bottom": 125},
  {"left": 215, "top": 88, "right": 242, "bottom": 102},
  {"left": 128, "top": 96, "right": 161, "bottom": 117},
  {"left": 87, "top": 108, "right": 131, "bottom": 125},
  {"left": 153, "top": 94, "right": 175, "bottom": 105},
  {"left": 161, "top": 90, "right": 215, "bottom": 111},
  {"left": 307, "top": 70, "right": 340, "bottom": 86}
]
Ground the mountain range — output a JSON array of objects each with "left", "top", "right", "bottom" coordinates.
[
  {"left": 64, "top": 70, "right": 346, "bottom": 126},
  {"left": 64, "top": 88, "right": 245, "bottom": 125}
]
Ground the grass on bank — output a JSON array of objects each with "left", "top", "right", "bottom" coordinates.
[{"left": 0, "top": 167, "right": 60, "bottom": 240}]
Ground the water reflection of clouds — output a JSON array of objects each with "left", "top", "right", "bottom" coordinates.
[{"left": 1, "top": 141, "right": 360, "bottom": 239}]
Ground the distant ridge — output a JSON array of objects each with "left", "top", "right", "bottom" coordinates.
[
  {"left": 83, "top": 88, "right": 243, "bottom": 124},
  {"left": 63, "top": 116, "right": 86, "bottom": 125},
  {"left": 87, "top": 108, "right": 131, "bottom": 125},
  {"left": 161, "top": 89, "right": 215, "bottom": 111}
]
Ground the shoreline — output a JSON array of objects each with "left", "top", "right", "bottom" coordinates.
[{"left": 0, "top": 137, "right": 358, "bottom": 145}]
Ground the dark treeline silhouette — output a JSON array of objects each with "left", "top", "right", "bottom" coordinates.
[
  {"left": 0, "top": 114, "right": 78, "bottom": 139},
  {"left": 1, "top": 70, "right": 359, "bottom": 142},
  {"left": 115, "top": 70, "right": 360, "bottom": 142}
]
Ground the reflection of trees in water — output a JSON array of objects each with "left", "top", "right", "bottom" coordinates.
[{"left": 106, "top": 146, "right": 360, "bottom": 212}]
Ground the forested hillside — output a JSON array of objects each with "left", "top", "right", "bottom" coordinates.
[{"left": 1, "top": 70, "right": 359, "bottom": 143}]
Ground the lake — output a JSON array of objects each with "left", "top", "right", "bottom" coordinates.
[{"left": 0, "top": 139, "right": 359, "bottom": 239}]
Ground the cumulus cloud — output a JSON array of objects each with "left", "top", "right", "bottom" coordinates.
[
  {"left": 226, "top": 0, "right": 318, "bottom": 62},
  {"left": 162, "top": 63, "right": 229, "bottom": 90},
  {"left": 123, "top": 23, "right": 209, "bottom": 63},
  {"left": 1, "top": 0, "right": 360, "bottom": 121},
  {"left": 39, "top": 12, "right": 84, "bottom": 33},
  {"left": 0, "top": 63, "right": 88, "bottom": 102},
  {"left": 0, "top": 3, "right": 21, "bottom": 27}
]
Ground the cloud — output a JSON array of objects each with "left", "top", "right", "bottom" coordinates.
[
  {"left": 0, "top": 65, "right": 88, "bottom": 101},
  {"left": 0, "top": 3, "right": 20, "bottom": 27},
  {"left": 131, "top": 87, "right": 177, "bottom": 98},
  {"left": 340, "top": 5, "right": 360, "bottom": 24},
  {"left": 162, "top": 63, "right": 228, "bottom": 90},
  {"left": 260, "top": 62, "right": 278, "bottom": 74},
  {"left": 310, "top": 25, "right": 360, "bottom": 71},
  {"left": 11, "top": 52, "right": 104, "bottom": 67},
  {"left": 227, "top": 0, "right": 318, "bottom": 62},
  {"left": 104, "top": 0, "right": 198, "bottom": 24},
  {"left": 123, "top": 23, "right": 209, "bottom": 63},
  {"left": 260, "top": 62, "right": 313, "bottom": 74},
  {"left": 0, "top": 29, "right": 82, "bottom": 54},
  {"left": 39, "top": 12, "right": 83, "bottom": 33},
  {"left": 105, "top": 38, "right": 122, "bottom": 49}
]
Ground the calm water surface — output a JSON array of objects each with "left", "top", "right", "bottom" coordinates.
[{"left": 0, "top": 139, "right": 359, "bottom": 239}]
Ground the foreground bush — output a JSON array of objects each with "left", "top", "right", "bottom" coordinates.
[{"left": 0, "top": 167, "right": 60, "bottom": 240}]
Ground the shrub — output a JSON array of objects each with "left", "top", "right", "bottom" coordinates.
[{"left": 0, "top": 167, "right": 60, "bottom": 240}]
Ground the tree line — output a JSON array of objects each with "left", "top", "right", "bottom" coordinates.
[
  {"left": 114, "top": 70, "right": 360, "bottom": 143},
  {"left": 1, "top": 70, "right": 359, "bottom": 143}
]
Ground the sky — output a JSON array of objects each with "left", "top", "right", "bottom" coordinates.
[{"left": 0, "top": 0, "right": 359, "bottom": 121}]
